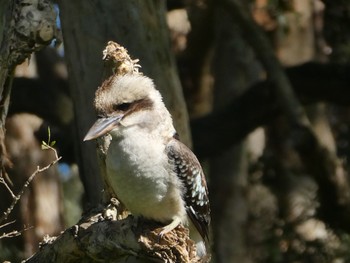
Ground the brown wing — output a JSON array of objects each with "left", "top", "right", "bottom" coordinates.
[{"left": 166, "top": 138, "right": 210, "bottom": 241}]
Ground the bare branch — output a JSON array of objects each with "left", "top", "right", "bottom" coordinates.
[
  {"left": 0, "top": 176, "right": 15, "bottom": 199},
  {"left": 0, "top": 220, "right": 15, "bottom": 230},
  {"left": 0, "top": 229, "right": 21, "bottom": 240},
  {"left": 0, "top": 147, "right": 61, "bottom": 225},
  {"left": 0, "top": 224, "right": 33, "bottom": 240}
]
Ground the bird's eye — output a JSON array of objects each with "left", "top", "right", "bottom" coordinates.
[{"left": 114, "top": 102, "right": 132, "bottom": 111}]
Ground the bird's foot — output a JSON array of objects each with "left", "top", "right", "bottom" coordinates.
[{"left": 159, "top": 217, "right": 182, "bottom": 238}]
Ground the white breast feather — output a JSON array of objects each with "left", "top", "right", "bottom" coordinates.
[{"left": 106, "top": 128, "right": 186, "bottom": 223}]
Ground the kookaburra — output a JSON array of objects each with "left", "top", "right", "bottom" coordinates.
[{"left": 84, "top": 73, "right": 210, "bottom": 257}]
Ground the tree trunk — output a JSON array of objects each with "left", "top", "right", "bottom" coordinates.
[{"left": 210, "top": 5, "right": 261, "bottom": 262}]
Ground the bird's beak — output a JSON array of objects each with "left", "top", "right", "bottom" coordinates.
[{"left": 83, "top": 114, "right": 123, "bottom": 141}]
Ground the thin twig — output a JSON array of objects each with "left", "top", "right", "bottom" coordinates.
[
  {"left": 0, "top": 229, "right": 21, "bottom": 239},
  {"left": 0, "top": 176, "right": 15, "bottom": 198},
  {"left": 0, "top": 225, "right": 33, "bottom": 240},
  {"left": 0, "top": 220, "right": 15, "bottom": 229},
  {"left": 0, "top": 147, "right": 61, "bottom": 224}
]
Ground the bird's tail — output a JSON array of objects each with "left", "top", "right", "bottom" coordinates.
[{"left": 189, "top": 221, "right": 208, "bottom": 258}]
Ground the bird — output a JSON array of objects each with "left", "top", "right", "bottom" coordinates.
[{"left": 84, "top": 73, "right": 210, "bottom": 258}]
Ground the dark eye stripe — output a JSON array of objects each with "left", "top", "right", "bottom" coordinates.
[{"left": 114, "top": 102, "right": 132, "bottom": 111}]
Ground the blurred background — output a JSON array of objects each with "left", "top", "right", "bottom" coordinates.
[{"left": 1, "top": 0, "right": 350, "bottom": 262}]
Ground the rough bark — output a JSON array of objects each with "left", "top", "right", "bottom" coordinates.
[
  {"left": 23, "top": 208, "right": 201, "bottom": 263},
  {"left": 58, "top": 0, "right": 191, "bottom": 208}
]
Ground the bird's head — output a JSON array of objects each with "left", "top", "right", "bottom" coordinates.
[{"left": 84, "top": 74, "right": 174, "bottom": 141}]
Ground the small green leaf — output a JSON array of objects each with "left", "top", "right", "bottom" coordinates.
[
  {"left": 41, "top": 126, "right": 57, "bottom": 151},
  {"left": 41, "top": 141, "right": 49, "bottom": 150}
]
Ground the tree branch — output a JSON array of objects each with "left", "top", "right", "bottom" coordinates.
[
  {"left": 0, "top": 147, "right": 61, "bottom": 225},
  {"left": 221, "top": 0, "right": 310, "bottom": 127},
  {"left": 192, "top": 62, "right": 350, "bottom": 157},
  {"left": 24, "top": 208, "right": 200, "bottom": 263}
]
